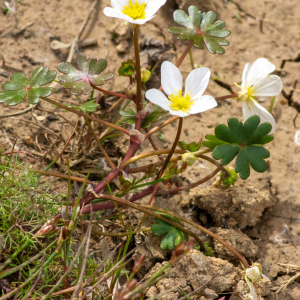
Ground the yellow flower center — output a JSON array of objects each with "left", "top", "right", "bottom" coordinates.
[
  {"left": 235, "top": 83, "right": 256, "bottom": 102},
  {"left": 122, "top": 0, "right": 146, "bottom": 20},
  {"left": 169, "top": 90, "right": 194, "bottom": 113}
]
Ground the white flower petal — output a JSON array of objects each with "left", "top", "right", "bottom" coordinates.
[
  {"left": 241, "top": 62, "right": 250, "bottom": 89},
  {"left": 145, "top": 89, "right": 170, "bottom": 112},
  {"left": 242, "top": 100, "right": 276, "bottom": 134},
  {"left": 168, "top": 109, "right": 189, "bottom": 117},
  {"left": 253, "top": 75, "right": 282, "bottom": 96},
  {"left": 245, "top": 58, "right": 276, "bottom": 87},
  {"left": 111, "top": 0, "right": 128, "bottom": 10},
  {"left": 103, "top": 7, "right": 132, "bottom": 22},
  {"left": 189, "top": 95, "right": 217, "bottom": 114},
  {"left": 145, "top": 0, "right": 167, "bottom": 19},
  {"left": 262, "top": 274, "right": 270, "bottom": 280},
  {"left": 161, "top": 61, "right": 183, "bottom": 96},
  {"left": 185, "top": 67, "right": 210, "bottom": 100},
  {"left": 245, "top": 278, "right": 258, "bottom": 300},
  {"left": 128, "top": 18, "right": 149, "bottom": 25}
]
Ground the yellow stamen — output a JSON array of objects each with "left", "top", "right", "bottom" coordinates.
[
  {"left": 169, "top": 90, "right": 194, "bottom": 113},
  {"left": 122, "top": 0, "right": 146, "bottom": 20},
  {"left": 235, "top": 82, "right": 257, "bottom": 103}
]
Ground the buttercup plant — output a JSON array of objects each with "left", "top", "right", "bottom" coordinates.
[{"left": 0, "top": 1, "right": 283, "bottom": 298}]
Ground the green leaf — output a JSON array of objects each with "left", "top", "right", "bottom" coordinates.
[
  {"left": 168, "top": 6, "right": 231, "bottom": 54},
  {"left": 0, "top": 67, "right": 56, "bottom": 106},
  {"left": 202, "top": 135, "right": 228, "bottom": 148},
  {"left": 57, "top": 53, "right": 114, "bottom": 95},
  {"left": 79, "top": 100, "right": 100, "bottom": 113},
  {"left": 119, "top": 108, "right": 136, "bottom": 117},
  {"left": 118, "top": 60, "right": 136, "bottom": 77},
  {"left": 28, "top": 87, "right": 53, "bottom": 104},
  {"left": 212, "top": 144, "right": 241, "bottom": 165},
  {"left": 178, "top": 141, "right": 201, "bottom": 152},
  {"left": 141, "top": 105, "right": 164, "bottom": 129},
  {"left": 0, "top": 90, "right": 27, "bottom": 105},
  {"left": 204, "top": 115, "right": 273, "bottom": 179},
  {"left": 119, "top": 116, "right": 136, "bottom": 125},
  {"left": 151, "top": 218, "right": 188, "bottom": 250}
]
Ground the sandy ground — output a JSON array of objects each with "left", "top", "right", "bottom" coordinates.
[{"left": 1, "top": 0, "right": 300, "bottom": 299}]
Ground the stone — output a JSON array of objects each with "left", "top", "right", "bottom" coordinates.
[
  {"left": 211, "top": 228, "right": 259, "bottom": 260},
  {"left": 145, "top": 249, "right": 240, "bottom": 299}
]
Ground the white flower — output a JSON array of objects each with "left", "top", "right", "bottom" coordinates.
[
  {"left": 236, "top": 58, "right": 282, "bottom": 134},
  {"left": 245, "top": 265, "right": 269, "bottom": 300},
  {"left": 103, "top": 0, "right": 167, "bottom": 25},
  {"left": 145, "top": 62, "right": 217, "bottom": 117}
]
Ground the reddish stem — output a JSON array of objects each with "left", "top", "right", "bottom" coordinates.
[
  {"left": 91, "top": 84, "right": 130, "bottom": 99},
  {"left": 215, "top": 94, "right": 238, "bottom": 101}
]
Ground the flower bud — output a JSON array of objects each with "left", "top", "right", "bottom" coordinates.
[
  {"left": 133, "top": 255, "right": 145, "bottom": 273},
  {"left": 124, "top": 84, "right": 137, "bottom": 97},
  {"left": 140, "top": 67, "right": 151, "bottom": 83},
  {"left": 246, "top": 265, "right": 261, "bottom": 283},
  {"left": 170, "top": 238, "right": 194, "bottom": 265},
  {"left": 182, "top": 152, "right": 196, "bottom": 166}
]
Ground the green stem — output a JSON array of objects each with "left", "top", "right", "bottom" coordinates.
[
  {"left": 0, "top": 247, "right": 61, "bottom": 300},
  {"left": 0, "top": 240, "right": 57, "bottom": 279},
  {"left": 133, "top": 26, "right": 142, "bottom": 113},
  {"left": 269, "top": 96, "right": 276, "bottom": 113}
]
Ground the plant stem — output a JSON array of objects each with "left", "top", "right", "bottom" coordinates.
[
  {"left": 215, "top": 94, "right": 238, "bottom": 101},
  {"left": 30, "top": 169, "right": 93, "bottom": 184},
  {"left": 0, "top": 240, "right": 57, "bottom": 279},
  {"left": 175, "top": 41, "right": 194, "bottom": 68},
  {"left": 41, "top": 97, "right": 129, "bottom": 135},
  {"left": 133, "top": 26, "right": 142, "bottom": 113},
  {"left": 91, "top": 84, "right": 130, "bottom": 99},
  {"left": 126, "top": 151, "right": 213, "bottom": 174},
  {"left": 95, "top": 228, "right": 151, "bottom": 237},
  {"left": 167, "top": 166, "right": 222, "bottom": 193},
  {"left": 121, "top": 149, "right": 186, "bottom": 169},
  {"left": 84, "top": 194, "right": 206, "bottom": 251},
  {"left": 85, "top": 118, "right": 115, "bottom": 169},
  {"left": 156, "top": 117, "right": 183, "bottom": 179},
  {"left": 189, "top": 49, "right": 195, "bottom": 70},
  {"left": 44, "top": 118, "right": 79, "bottom": 171},
  {"left": 269, "top": 95, "right": 276, "bottom": 113},
  {"left": 145, "top": 116, "right": 179, "bottom": 139},
  {"left": 142, "top": 205, "right": 249, "bottom": 268},
  {"left": 0, "top": 246, "right": 61, "bottom": 300}
]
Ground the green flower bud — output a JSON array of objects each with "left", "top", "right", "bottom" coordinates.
[
  {"left": 219, "top": 167, "right": 238, "bottom": 186},
  {"left": 182, "top": 152, "right": 196, "bottom": 166},
  {"left": 124, "top": 84, "right": 137, "bottom": 97},
  {"left": 141, "top": 67, "right": 151, "bottom": 83}
]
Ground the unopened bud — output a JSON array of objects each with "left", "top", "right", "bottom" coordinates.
[
  {"left": 124, "top": 84, "right": 137, "bottom": 97},
  {"left": 133, "top": 255, "right": 145, "bottom": 273},
  {"left": 170, "top": 238, "right": 194, "bottom": 265},
  {"left": 140, "top": 67, "right": 151, "bottom": 83},
  {"left": 177, "top": 162, "right": 187, "bottom": 174},
  {"left": 182, "top": 152, "right": 196, "bottom": 166}
]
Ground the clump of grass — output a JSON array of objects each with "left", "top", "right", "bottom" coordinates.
[{"left": 0, "top": 156, "right": 63, "bottom": 297}]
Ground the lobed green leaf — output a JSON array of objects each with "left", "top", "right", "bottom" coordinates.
[
  {"left": 169, "top": 6, "right": 231, "bottom": 55},
  {"left": 204, "top": 115, "right": 273, "bottom": 179}
]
